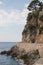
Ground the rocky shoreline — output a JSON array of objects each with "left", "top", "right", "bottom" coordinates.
[
  {"left": 0, "top": 0, "right": 43, "bottom": 65},
  {"left": 0, "top": 43, "right": 43, "bottom": 65}
]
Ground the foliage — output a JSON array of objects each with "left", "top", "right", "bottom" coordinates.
[
  {"left": 27, "top": 13, "right": 32, "bottom": 22},
  {"left": 39, "top": 26, "right": 43, "bottom": 34},
  {"left": 22, "top": 0, "right": 43, "bottom": 43},
  {"left": 27, "top": 0, "right": 43, "bottom": 11},
  {"left": 22, "top": 29, "right": 27, "bottom": 35},
  {"left": 39, "top": 15, "right": 43, "bottom": 21}
]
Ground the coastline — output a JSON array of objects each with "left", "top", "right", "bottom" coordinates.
[{"left": 0, "top": 42, "right": 43, "bottom": 65}]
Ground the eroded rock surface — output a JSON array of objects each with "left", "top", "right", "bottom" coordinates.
[
  {"left": 0, "top": 45, "right": 40, "bottom": 65},
  {"left": 22, "top": 0, "right": 43, "bottom": 43}
]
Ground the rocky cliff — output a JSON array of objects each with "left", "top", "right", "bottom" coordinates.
[
  {"left": 0, "top": 0, "right": 43, "bottom": 65},
  {"left": 1, "top": 43, "right": 43, "bottom": 65},
  {"left": 22, "top": 0, "right": 43, "bottom": 43}
]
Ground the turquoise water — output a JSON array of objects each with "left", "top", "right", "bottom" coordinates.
[{"left": 0, "top": 42, "right": 20, "bottom": 65}]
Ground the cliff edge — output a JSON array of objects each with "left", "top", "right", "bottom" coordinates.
[
  {"left": 22, "top": 0, "right": 43, "bottom": 43},
  {"left": 0, "top": 0, "right": 43, "bottom": 65}
]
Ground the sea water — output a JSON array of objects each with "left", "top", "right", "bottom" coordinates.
[{"left": 0, "top": 42, "right": 20, "bottom": 65}]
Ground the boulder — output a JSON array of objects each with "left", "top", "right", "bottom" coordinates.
[{"left": 0, "top": 50, "right": 7, "bottom": 55}]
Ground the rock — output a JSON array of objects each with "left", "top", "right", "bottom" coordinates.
[
  {"left": 19, "top": 49, "right": 40, "bottom": 65},
  {"left": 0, "top": 43, "right": 42, "bottom": 65},
  {"left": 34, "top": 58, "right": 43, "bottom": 65},
  {"left": 0, "top": 50, "right": 7, "bottom": 55},
  {"left": 38, "top": 47, "right": 43, "bottom": 58},
  {"left": 6, "top": 50, "right": 12, "bottom": 55},
  {"left": 22, "top": 1, "right": 43, "bottom": 43}
]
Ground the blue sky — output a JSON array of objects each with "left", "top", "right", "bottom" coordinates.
[
  {"left": 0, "top": 0, "right": 31, "bottom": 10},
  {"left": 0, "top": 0, "right": 42, "bottom": 42}
]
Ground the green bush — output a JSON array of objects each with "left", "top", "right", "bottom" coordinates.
[
  {"left": 39, "top": 26, "right": 43, "bottom": 34},
  {"left": 39, "top": 15, "right": 43, "bottom": 21}
]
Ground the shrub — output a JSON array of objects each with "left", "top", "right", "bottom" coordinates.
[
  {"left": 39, "top": 26, "right": 43, "bottom": 34},
  {"left": 39, "top": 15, "right": 43, "bottom": 21}
]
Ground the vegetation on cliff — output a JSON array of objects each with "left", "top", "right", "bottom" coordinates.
[{"left": 22, "top": 0, "right": 43, "bottom": 43}]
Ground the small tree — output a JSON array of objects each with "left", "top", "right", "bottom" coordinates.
[{"left": 27, "top": 0, "right": 43, "bottom": 11}]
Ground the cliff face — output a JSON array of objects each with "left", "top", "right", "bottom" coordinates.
[{"left": 22, "top": 0, "right": 43, "bottom": 43}]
